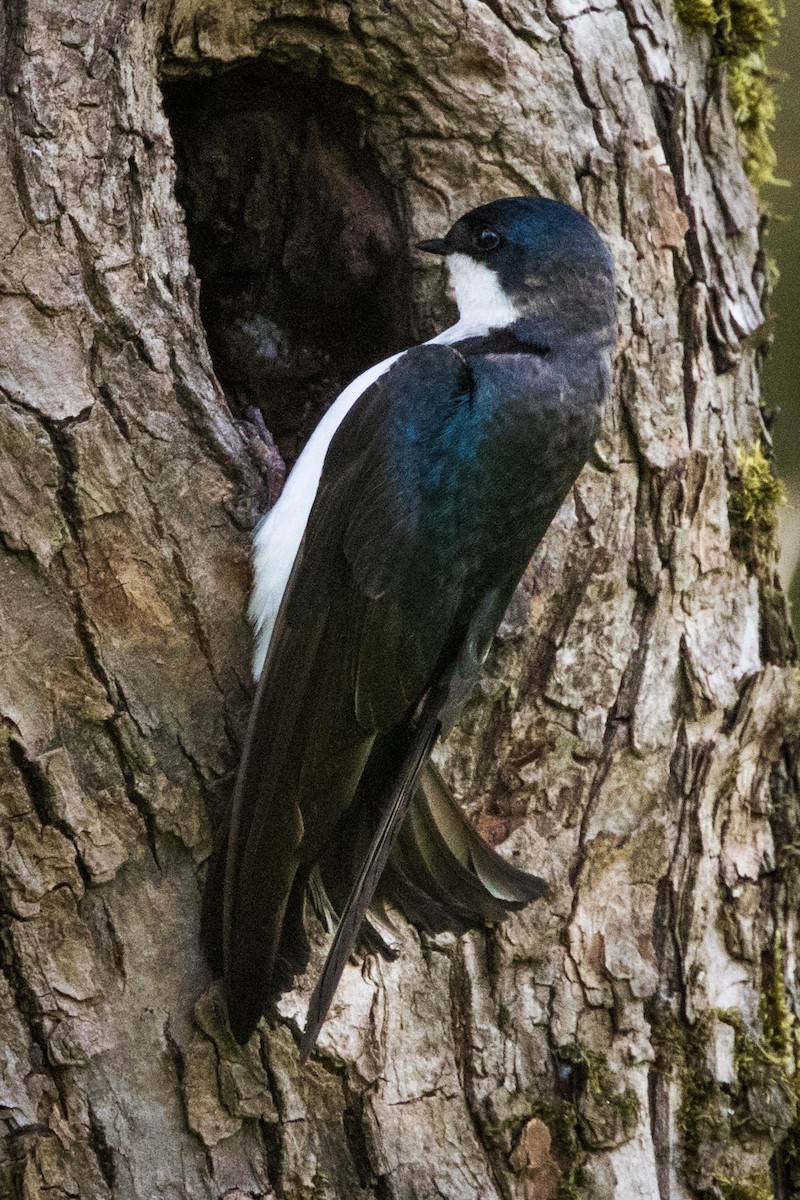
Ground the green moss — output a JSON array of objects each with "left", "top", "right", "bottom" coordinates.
[
  {"left": 760, "top": 938, "right": 793, "bottom": 1064},
  {"left": 728, "top": 55, "right": 780, "bottom": 190},
  {"left": 675, "top": 0, "right": 720, "bottom": 31},
  {"left": 674, "top": 0, "right": 784, "bottom": 190},
  {"left": 541, "top": 1101, "right": 586, "bottom": 1200},
  {"left": 485, "top": 1049, "right": 637, "bottom": 1197},
  {"left": 727, "top": 442, "right": 794, "bottom": 666},
  {"left": 759, "top": 938, "right": 800, "bottom": 1191},
  {"left": 713, "top": 1170, "right": 775, "bottom": 1200},
  {"left": 650, "top": 1010, "right": 727, "bottom": 1163},
  {"left": 483, "top": 1091, "right": 585, "bottom": 1199},
  {"left": 725, "top": 1012, "right": 794, "bottom": 1140},
  {"left": 673, "top": 1013, "right": 729, "bottom": 1157},
  {"left": 729, "top": 440, "right": 787, "bottom": 574},
  {"left": 487, "top": 1053, "right": 638, "bottom": 1200},
  {"left": 578, "top": 1049, "right": 641, "bottom": 1149},
  {"left": 650, "top": 1007, "right": 789, "bottom": 1188},
  {"left": 650, "top": 950, "right": 800, "bottom": 1193}
]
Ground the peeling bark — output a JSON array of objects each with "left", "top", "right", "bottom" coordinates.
[{"left": 0, "top": 2, "right": 798, "bottom": 1198}]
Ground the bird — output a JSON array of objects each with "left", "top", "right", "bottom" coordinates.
[{"left": 201, "top": 196, "right": 617, "bottom": 1057}]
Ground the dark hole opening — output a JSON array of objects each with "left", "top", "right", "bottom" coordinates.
[{"left": 163, "top": 62, "right": 413, "bottom": 470}]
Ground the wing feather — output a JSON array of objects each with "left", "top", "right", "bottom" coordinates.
[
  {"left": 300, "top": 701, "right": 442, "bottom": 1060},
  {"left": 216, "top": 345, "right": 476, "bottom": 1043}
]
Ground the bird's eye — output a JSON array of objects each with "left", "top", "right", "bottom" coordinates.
[{"left": 475, "top": 227, "right": 502, "bottom": 251}]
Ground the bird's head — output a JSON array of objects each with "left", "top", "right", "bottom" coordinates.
[{"left": 418, "top": 196, "right": 616, "bottom": 343}]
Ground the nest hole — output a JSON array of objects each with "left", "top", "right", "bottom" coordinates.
[{"left": 164, "top": 62, "right": 413, "bottom": 469}]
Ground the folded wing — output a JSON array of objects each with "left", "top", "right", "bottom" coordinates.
[{"left": 218, "top": 345, "right": 476, "bottom": 1043}]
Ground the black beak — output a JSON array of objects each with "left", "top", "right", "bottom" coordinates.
[{"left": 416, "top": 237, "right": 451, "bottom": 255}]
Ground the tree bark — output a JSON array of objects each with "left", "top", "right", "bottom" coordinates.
[{"left": 0, "top": 2, "right": 797, "bottom": 1199}]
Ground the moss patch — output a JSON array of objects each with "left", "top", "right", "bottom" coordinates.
[
  {"left": 728, "top": 440, "right": 794, "bottom": 664},
  {"left": 485, "top": 1051, "right": 639, "bottom": 1200},
  {"left": 726, "top": 1013, "right": 794, "bottom": 1141},
  {"left": 713, "top": 1170, "right": 775, "bottom": 1200},
  {"left": 535, "top": 1100, "right": 586, "bottom": 1200},
  {"left": 760, "top": 938, "right": 793, "bottom": 1063},
  {"left": 728, "top": 440, "right": 787, "bottom": 574},
  {"left": 575, "top": 1048, "right": 641, "bottom": 1151},
  {"left": 759, "top": 938, "right": 800, "bottom": 1191},
  {"left": 674, "top": 0, "right": 783, "bottom": 190},
  {"left": 486, "top": 1093, "right": 586, "bottom": 1200},
  {"left": 650, "top": 1002, "right": 796, "bottom": 1192},
  {"left": 726, "top": 441, "right": 795, "bottom": 666},
  {"left": 670, "top": 1013, "right": 729, "bottom": 1164}
]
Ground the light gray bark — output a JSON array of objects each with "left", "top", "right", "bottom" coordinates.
[{"left": 0, "top": 2, "right": 797, "bottom": 1199}]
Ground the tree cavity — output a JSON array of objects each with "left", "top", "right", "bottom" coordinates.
[{"left": 163, "top": 63, "right": 411, "bottom": 469}]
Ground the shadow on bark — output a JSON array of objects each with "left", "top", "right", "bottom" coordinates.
[{"left": 164, "top": 61, "right": 413, "bottom": 469}]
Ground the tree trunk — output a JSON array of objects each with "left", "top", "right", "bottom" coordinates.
[{"left": 1, "top": 2, "right": 797, "bottom": 1198}]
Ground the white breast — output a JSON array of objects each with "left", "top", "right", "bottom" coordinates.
[
  {"left": 250, "top": 260, "right": 520, "bottom": 679},
  {"left": 249, "top": 352, "right": 404, "bottom": 678}
]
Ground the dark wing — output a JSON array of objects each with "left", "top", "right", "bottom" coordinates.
[
  {"left": 218, "top": 344, "right": 475, "bottom": 1043},
  {"left": 381, "top": 580, "right": 550, "bottom": 929},
  {"left": 300, "top": 696, "right": 442, "bottom": 1060},
  {"left": 300, "top": 682, "right": 550, "bottom": 1059}
]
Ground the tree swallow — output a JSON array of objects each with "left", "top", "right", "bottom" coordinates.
[{"left": 201, "top": 197, "right": 617, "bottom": 1056}]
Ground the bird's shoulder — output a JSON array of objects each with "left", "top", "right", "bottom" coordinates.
[
  {"left": 325, "top": 340, "right": 475, "bottom": 464},
  {"left": 292, "top": 342, "right": 475, "bottom": 607}
]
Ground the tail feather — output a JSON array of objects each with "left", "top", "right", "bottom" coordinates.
[
  {"left": 300, "top": 707, "right": 440, "bottom": 1060},
  {"left": 408, "top": 761, "right": 548, "bottom": 906},
  {"left": 225, "top": 895, "right": 289, "bottom": 1043},
  {"left": 202, "top": 755, "right": 548, "bottom": 1048}
]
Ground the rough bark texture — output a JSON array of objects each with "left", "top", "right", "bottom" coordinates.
[{"left": 0, "top": 2, "right": 798, "bottom": 1199}]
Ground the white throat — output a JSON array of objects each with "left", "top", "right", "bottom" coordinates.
[{"left": 447, "top": 253, "right": 520, "bottom": 330}]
